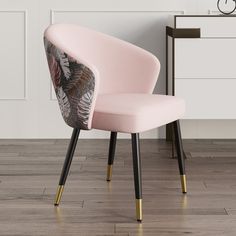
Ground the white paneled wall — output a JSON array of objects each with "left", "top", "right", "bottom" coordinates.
[
  {"left": 0, "top": 11, "right": 26, "bottom": 99},
  {"left": 0, "top": 0, "right": 233, "bottom": 138}
]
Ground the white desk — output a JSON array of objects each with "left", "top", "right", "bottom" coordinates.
[{"left": 166, "top": 15, "right": 236, "bottom": 139}]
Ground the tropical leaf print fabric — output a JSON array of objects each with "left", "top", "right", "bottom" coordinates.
[{"left": 44, "top": 38, "right": 95, "bottom": 129}]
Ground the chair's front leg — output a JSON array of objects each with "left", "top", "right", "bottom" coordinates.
[
  {"left": 106, "top": 132, "right": 117, "bottom": 181},
  {"left": 131, "top": 133, "right": 142, "bottom": 222},
  {"left": 173, "top": 120, "right": 187, "bottom": 194},
  {"left": 54, "top": 128, "right": 80, "bottom": 206}
]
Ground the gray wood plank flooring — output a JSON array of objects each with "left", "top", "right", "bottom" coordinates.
[{"left": 0, "top": 139, "right": 236, "bottom": 235}]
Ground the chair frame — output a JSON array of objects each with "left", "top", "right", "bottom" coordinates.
[{"left": 45, "top": 24, "right": 186, "bottom": 222}]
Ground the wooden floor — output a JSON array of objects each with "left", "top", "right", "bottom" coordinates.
[{"left": 1, "top": 139, "right": 236, "bottom": 235}]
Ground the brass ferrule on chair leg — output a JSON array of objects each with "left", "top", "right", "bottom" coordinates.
[
  {"left": 106, "top": 164, "right": 113, "bottom": 181},
  {"left": 136, "top": 199, "right": 142, "bottom": 222},
  {"left": 180, "top": 175, "right": 187, "bottom": 193},
  {"left": 54, "top": 185, "right": 64, "bottom": 206}
]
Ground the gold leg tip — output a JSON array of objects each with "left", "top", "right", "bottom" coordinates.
[
  {"left": 54, "top": 185, "right": 64, "bottom": 206},
  {"left": 136, "top": 199, "right": 143, "bottom": 222},
  {"left": 106, "top": 165, "right": 113, "bottom": 181},
  {"left": 180, "top": 175, "right": 187, "bottom": 194}
]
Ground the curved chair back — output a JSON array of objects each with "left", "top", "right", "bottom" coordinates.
[{"left": 44, "top": 24, "right": 160, "bottom": 129}]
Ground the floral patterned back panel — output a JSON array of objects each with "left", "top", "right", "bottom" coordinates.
[{"left": 44, "top": 38, "right": 95, "bottom": 130}]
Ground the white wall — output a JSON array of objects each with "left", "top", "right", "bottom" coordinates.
[{"left": 0, "top": 0, "right": 234, "bottom": 139}]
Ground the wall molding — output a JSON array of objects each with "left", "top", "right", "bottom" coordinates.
[
  {"left": 208, "top": 10, "right": 220, "bottom": 14},
  {"left": 0, "top": 10, "right": 27, "bottom": 101},
  {"left": 50, "top": 9, "right": 186, "bottom": 24}
]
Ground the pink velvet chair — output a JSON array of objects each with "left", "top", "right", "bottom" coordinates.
[{"left": 44, "top": 23, "right": 186, "bottom": 222}]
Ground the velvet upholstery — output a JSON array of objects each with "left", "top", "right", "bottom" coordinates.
[
  {"left": 44, "top": 24, "right": 185, "bottom": 133},
  {"left": 93, "top": 94, "right": 185, "bottom": 133}
]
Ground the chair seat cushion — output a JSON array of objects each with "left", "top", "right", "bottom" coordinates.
[{"left": 92, "top": 94, "right": 185, "bottom": 133}]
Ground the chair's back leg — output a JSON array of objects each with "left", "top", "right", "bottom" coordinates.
[
  {"left": 173, "top": 120, "right": 187, "bottom": 193},
  {"left": 131, "top": 133, "right": 143, "bottom": 222},
  {"left": 106, "top": 132, "right": 117, "bottom": 181},
  {"left": 54, "top": 128, "right": 80, "bottom": 206}
]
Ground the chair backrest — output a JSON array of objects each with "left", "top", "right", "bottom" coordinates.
[{"left": 44, "top": 24, "right": 161, "bottom": 129}]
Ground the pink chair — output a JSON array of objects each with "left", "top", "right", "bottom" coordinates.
[{"left": 44, "top": 24, "right": 186, "bottom": 222}]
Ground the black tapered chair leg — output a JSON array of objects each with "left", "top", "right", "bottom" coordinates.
[
  {"left": 131, "top": 133, "right": 143, "bottom": 222},
  {"left": 171, "top": 124, "right": 187, "bottom": 160},
  {"left": 173, "top": 120, "right": 187, "bottom": 194},
  {"left": 106, "top": 132, "right": 117, "bottom": 181},
  {"left": 54, "top": 128, "right": 80, "bottom": 206}
]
